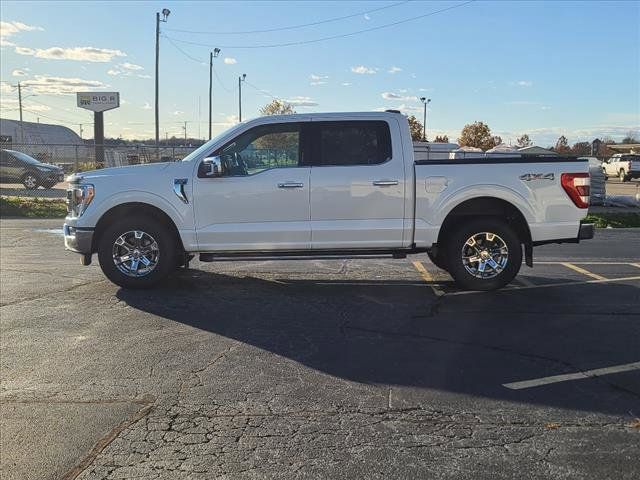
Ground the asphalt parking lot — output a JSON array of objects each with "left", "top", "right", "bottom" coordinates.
[{"left": 1, "top": 219, "right": 639, "bottom": 480}]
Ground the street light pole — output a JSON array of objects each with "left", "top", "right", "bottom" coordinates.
[
  {"left": 18, "top": 82, "right": 24, "bottom": 143},
  {"left": 238, "top": 74, "right": 246, "bottom": 122},
  {"left": 209, "top": 48, "right": 220, "bottom": 140},
  {"left": 420, "top": 97, "right": 431, "bottom": 142},
  {"left": 155, "top": 8, "right": 170, "bottom": 157}
]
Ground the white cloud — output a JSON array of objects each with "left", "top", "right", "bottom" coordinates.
[
  {"left": 342, "top": 82, "right": 352, "bottom": 86},
  {"left": 120, "top": 62, "right": 143, "bottom": 71},
  {"left": 12, "top": 69, "right": 27, "bottom": 77},
  {"left": 0, "top": 97, "right": 50, "bottom": 112},
  {"left": 0, "top": 81, "right": 15, "bottom": 94},
  {"left": 20, "top": 75, "right": 107, "bottom": 95},
  {"left": 517, "top": 80, "right": 533, "bottom": 87},
  {"left": 142, "top": 102, "right": 151, "bottom": 110},
  {"left": 0, "top": 21, "right": 43, "bottom": 46},
  {"left": 378, "top": 103, "right": 421, "bottom": 114},
  {"left": 351, "top": 65, "right": 376, "bottom": 75},
  {"left": 388, "top": 66, "right": 402, "bottom": 74},
  {"left": 226, "top": 114, "right": 239, "bottom": 124},
  {"left": 285, "top": 96, "right": 318, "bottom": 107},
  {"left": 15, "top": 46, "right": 126, "bottom": 62},
  {"left": 382, "top": 92, "right": 418, "bottom": 101},
  {"left": 310, "top": 74, "right": 328, "bottom": 81},
  {"left": 364, "top": 14, "right": 371, "bottom": 21},
  {"left": 173, "top": 110, "right": 184, "bottom": 116},
  {"left": 224, "top": 57, "right": 237, "bottom": 64},
  {"left": 108, "top": 63, "right": 149, "bottom": 78}
]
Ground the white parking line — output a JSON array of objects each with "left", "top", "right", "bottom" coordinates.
[
  {"left": 631, "top": 263, "right": 640, "bottom": 269},
  {"left": 503, "top": 361, "right": 640, "bottom": 390}
]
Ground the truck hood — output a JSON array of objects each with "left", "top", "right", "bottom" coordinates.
[{"left": 69, "top": 162, "right": 171, "bottom": 182}]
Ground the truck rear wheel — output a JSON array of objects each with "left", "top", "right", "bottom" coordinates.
[
  {"left": 445, "top": 218, "right": 521, "bottom": 291},
  {"left": 97, "top": 216, "right": 177, "bottom": 289}
]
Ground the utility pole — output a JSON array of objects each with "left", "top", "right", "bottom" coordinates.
[
  {"left": 79, "top": 124, "right": 83, "bottom": 140},
  {"left": 18, "top": 82, "right": 23, "bottom": 143},
  {"left": 155, "top": 8, "right": 170, "bottom": 158},
  {"left": 183, "top": 121, "right": 188, "bottom": 144},
  {"left": 209, "top": 48, "right": 221, "bottom": 140},
  {"left": 420, "top": 97, "right": 431, "bottom": 142},
  {"left": 238, "top": 73, "right": 246, "bottom": 123}
]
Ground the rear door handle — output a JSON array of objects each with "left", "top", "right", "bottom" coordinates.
[
  {"left": 278, "top": 182, "right": 304, "bottom": 188},
  {"left": 372, "top": 180, "right": 399, "bottom": 186}
]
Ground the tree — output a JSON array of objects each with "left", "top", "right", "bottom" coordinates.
[
  {"left": 621, "top": 131, "right": 639, "bottom": 144},
  {"left": 458, "top": 121, "right": 501, "bottom": 151},
  {"left": 516, "top": 134, "right": 532, "bottom": 148},
  {"left": 571, "top": 142, "right": 591, "bottom": 155},
  {"left": 554, "top": 135, "right": 570, "bottom": 154},
  {"left": 259, "top": 99, "right": 296, "bottom": 116},
  {"left": 433, "top": 135, "right": 449, "bottom": 143},
  {"left": 407, "top": 115, "right": 424, "bottom": 141}
]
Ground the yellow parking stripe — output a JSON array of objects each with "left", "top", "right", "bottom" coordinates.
[
  {"left": 561, "top": 262, "right": 607, "bottom": 281},
  {"left": 412, "top": 261, "right": 445, "bottom": 297}
]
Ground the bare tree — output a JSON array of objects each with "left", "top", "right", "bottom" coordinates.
[{"left": 259, "top": 100, "right": 296, "bottom": 116}]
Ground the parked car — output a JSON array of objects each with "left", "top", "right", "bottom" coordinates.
[
  {"left": 63, "top": 111, "right": 594, "bottom": 291},
  {"left": 0, "top": 149, "right": 65, "bottom": 189},
  {"left": 602, "top": 154, "right": 640, "bottom": 182}
]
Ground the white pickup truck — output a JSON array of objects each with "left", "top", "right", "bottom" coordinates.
[
  {"left": 64, "top": 111, "right": 594, "bottom": 290},
  {"left": 602, "top": 153, "right": 640, "bottom": 182}
]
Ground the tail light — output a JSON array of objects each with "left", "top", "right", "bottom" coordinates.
[{"left": 561, "top": 173, "right": 590, "bottom": 208}]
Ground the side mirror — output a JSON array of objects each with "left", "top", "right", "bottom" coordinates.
[{"left": 202, "top": 156, "right": 224, "bottom": 177}]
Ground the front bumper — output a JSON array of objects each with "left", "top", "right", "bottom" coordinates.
[{"left": 64, "top": 223, "right": 94, "bottom": 254}]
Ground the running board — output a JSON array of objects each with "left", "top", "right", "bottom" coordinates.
[{"left": 198, "top": 248, "right": 423, "bottom": 263}]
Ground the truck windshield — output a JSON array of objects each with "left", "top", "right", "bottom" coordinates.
[{"left": 181, "top": 124, "right": 243, "bottom": 162}]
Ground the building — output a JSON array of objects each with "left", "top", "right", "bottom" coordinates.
[
  {"left": 607, "top": 144, "right": 640, "bottom": 155},
  {"left": 517, "top": 146, "right": 559, "bottom": 156},
  {"left": 0, "top": 118, "right": 81, "bottom": 145}
]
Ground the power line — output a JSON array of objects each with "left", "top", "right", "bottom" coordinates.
[
  {"left": 163, "top": 34, "right": 236, "bottom": 94},
  {"left": 164, "top": 1, "right": 409, "bottom": 35},
  {"left": 164, "top": 1, "right": 475, "bottom": 49}
]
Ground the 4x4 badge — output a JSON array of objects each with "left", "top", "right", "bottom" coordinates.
[{"left": 519, "top": 173, "right": 554, "bottom": 181}]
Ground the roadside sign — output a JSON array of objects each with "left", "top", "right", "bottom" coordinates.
[{"left": 76, "top": 92, "right": 120, "bottom": 112}]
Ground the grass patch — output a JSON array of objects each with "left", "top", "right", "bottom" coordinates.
[
  {"left": 0, "top": 196, "right": 67, "bottom": 218},
  {"left": 584, "top": 212, "right": 640, "bottom": 228}
]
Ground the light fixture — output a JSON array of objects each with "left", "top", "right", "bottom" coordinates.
[
  {"left": 213, "top": 48, "right": 221, "bottom": 57},
  {"left": 161, "top": 8, "right": 170, "bottom": 21}
]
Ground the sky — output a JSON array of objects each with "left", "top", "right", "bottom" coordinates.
[{"left": 0, "top": 0, "right": 639, "bottom": 146}]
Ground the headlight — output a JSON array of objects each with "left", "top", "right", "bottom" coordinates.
[{"left": 68, "top": 184, "right": 95, "bottom": 217}]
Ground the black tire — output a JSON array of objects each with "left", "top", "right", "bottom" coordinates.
[
  {"left": 426, "top": 247, "right": 449, "bottom": 271},
  {"left": 22, "top": 172, "right": 39, "bottom": 190},
  {"left": 445, "top": 218, "right": 522, "bottom": 291},
  {"left": 97, "top": 215, "right": 177, "bottom": 289},
  {"left": 619, "top": 169, "right": 628, "bottom": 182}
]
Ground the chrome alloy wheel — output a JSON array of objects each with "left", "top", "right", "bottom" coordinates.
[
  {"left": 461, "top": 232, "right": 509, "bottom": 279},
  {"left": 112, "top": 230, "right": 160, "bottom": 277},
  {"left": 23, "top": 174, "right": 37, "bottom": 189}
]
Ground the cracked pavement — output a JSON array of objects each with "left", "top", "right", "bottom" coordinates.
[{"left": 1, "top": 219, "right": 639, "bottom": 479}]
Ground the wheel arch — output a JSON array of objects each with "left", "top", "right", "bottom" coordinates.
[
  {"left": 91, "top": 202, "right": 185, "bottom": 254},
  {"left": 436, "top": 196, "right": 532, "bottom": 247}
]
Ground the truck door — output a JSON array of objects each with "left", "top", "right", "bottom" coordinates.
[
  {"left": 192, "top": 120, "right": 311, "bottom": 251},
  {"left": 308, "top": 119, "right": 406, "bottom": 249}
]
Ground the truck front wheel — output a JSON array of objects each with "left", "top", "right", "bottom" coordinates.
[
  {"left": 97, "top": 216, "right": 177, "bottom": 289},
  {"left": 445, "top": 218, "right": 522, "bottom": 291}
]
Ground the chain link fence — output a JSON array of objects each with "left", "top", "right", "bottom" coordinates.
[{"left": 1, "top": 143, "right": 198, "bottom": 199}]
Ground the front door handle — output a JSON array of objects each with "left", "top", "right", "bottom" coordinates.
[
  {"left": 372, "top": 180, "right": 399, "bottom": 186},
  {"left": 278, "top": 182, "right": 304, "bottom": 189}
]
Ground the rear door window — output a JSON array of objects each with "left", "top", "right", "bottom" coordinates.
[{"left": 313, "top": 121, "right": 392, "bottom": 166}]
